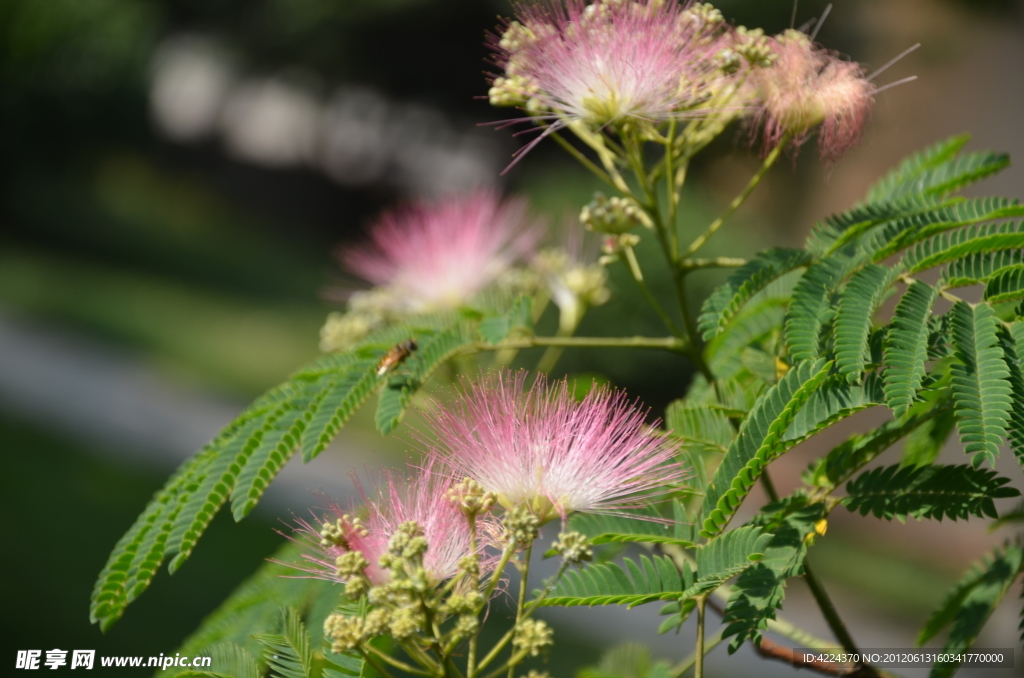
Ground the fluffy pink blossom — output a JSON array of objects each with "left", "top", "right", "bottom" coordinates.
[
  {"left": 755, "top": 30, "right": 873, "bottom": 160},
  {"left": 294, "top": 463, "right": 496, "bottom": 586},
  {"left": 341, "top": 191, "right": 540, "bottom": 312},
  {"left": 488, "top": 0, "right": 735, "bottom": 147},
  {"left": 423, "top": 370, "right": 685, "bottom": 522}
]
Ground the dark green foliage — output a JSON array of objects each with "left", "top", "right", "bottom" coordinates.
[
  {"left": 721, "top": 503, "right": 825, "bottom": 652},
  {"left": 91, "top": 317, "right": 478, "bottom": 630},
  {"left": 984, "top": 263, "right": 1024, "bottom": 304},
  {"left": 665, "top": 401, "right": 734, "bottom": 452},
  {"left": 682, "top": 526, "right": 772, "bottom": 597},
  {"left": 884, "top": 281, "right": 939, "bottom": 417},
  {"left": 867, "top": 134, "right": 971, "bottom": 203},
  {"left": 949, "top": 302, "right": 1013, "bottom": 467},
  {"left": 834, "top": 264, "right": 903, "bottom": 382},
  {"left": 538, "top": 555, "right": 685, "bottom": 608},
  {"left": 701, "top": 360, "right": 831, "bottom": 537},
  {"left": 478, "top": 295, "right": 532, "bottom": 344},
  {"left": 177, "top": 644, "right": 262, "bottom": 678},
  {"left": 566, "top": 511, "right": 693, "bottom": 547},
  {"left": 919, "top": 542, "right": 1024, "bottom": 678},
  {"left": 255, "top": 607, "right": 362, "bottom": 678},
  {"left": 697, "top": 248, "right": 812, "bottom": 340},
  {"left": 1000, "top": 323, "right": 1024, "bottom": 460},
  {"left": 843, "top": 464, "right": 1019, "bottom": 522},
  {"left": 578, "top": 643, "right": 673, "bottom": 678},
  {"left": 784, "top": 255, "right": 860, "bottom": 362}
]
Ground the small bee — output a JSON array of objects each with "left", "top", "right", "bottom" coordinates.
[{"left": 376, "top": 338, "right": 418, "bottom": 376}]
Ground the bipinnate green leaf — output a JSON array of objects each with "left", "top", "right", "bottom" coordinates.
[
  {"left": 867, "top": 134, "right": 971, "bottom": 203},
  {"left": 984, "top": 264, "right": 1024, "bottom": 305},
  {"left": 999, "top": 323, "right": 1024, "bottom": 461},
  {"left": 902, "top": 218, "right": 1024, "bottom": 274},
  {"left": 478, "top": 295, "right": 532, "bottom": 344},
  {"left": 682, "top": 526, "right": 772, "bottom": 597},
  {"left": 700, "top": 360, "right": 832, "bottom": 538},
  {"left": 784, "top": 255, "right": 860, "bottom": 362},
  {"left": 843, "top": 464, "right": 1019, "bottom": 522},
  {"left": 722, "top": 503, "right": 825, "bottom": 652},
  {"left": 566, "top": 511, "right": 693, "bottom": 548},
  {"left": 168, "top": 542, "right": 336, "bottom": 672},
  {"left": 665, "top": 401, "right": 735, "bottom": 451},
  {"left": 374, "top": 322, "right": 476, "bottom": 434},
  {"left": 538, "top": 554, "right": 685, "bottom": 608},
  {"left": 578, "top": 643, "right": 673, "bottom": 678},
  {"left": 884, "top": 281, "right": 939, "bottom": 417},
  {"left": 918, "top": 542, "right": 1024, "bottom": 678},
  {"left": 949, "top": 301, "right": 1013, "bottom": 467},
  {"left": 835, "top": 264, "right": 903, "bottom": 382},
  {"left": 697, "top": 248, "right": 812, "bottom": 340},
  {"left": 254, "top": 608, "right": 315, "bottom": 678},
  {"left": 943, "top": 248, "right": 1024, "bottom": 289},
  {"left": 92, "top": 320, "right": 474, "bottom": 630},
  {"left": 177, "top": 644, "right": 262, "bottom": 678}
]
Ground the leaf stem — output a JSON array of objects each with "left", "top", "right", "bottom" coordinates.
[
  {"left": 670, "top": 627, "right": 724, "bottom": 678},
  {"left": 683, "top": 137, "right": 786, "bottom": 257},
  {"left": 623, "top": 245, "right": 687, "bottom": 339},
  {"left": 694, "top": 594, "right": 708, "bottom": 678},
  {"left": 480, "top": 335, "right": 687, "bottom": 353},
  {"left": 507, "top": 544, "right": 533, "bottom": 678}
]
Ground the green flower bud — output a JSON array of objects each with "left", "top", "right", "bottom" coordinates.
[
  {"left": 512, "top": 619, "right": 553, "bottom": 657},
  {"left": 551, "top": 531, "right": 593, "bottom": 565}
]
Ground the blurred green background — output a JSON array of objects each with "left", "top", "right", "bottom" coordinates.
[{"left": 2, "top": 0, "right": 1023, "bottom": 675}]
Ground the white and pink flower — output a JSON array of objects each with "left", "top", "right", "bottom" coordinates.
[
  {"left": 423, "top": 370, "right": 685, "bottom": 522},
  {"left": 341, "top": 191, "right": 541, "bottom": 313}
]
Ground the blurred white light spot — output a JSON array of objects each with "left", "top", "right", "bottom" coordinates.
[
  {"left": 220, "top": 79, "right": 321, "bottom": 167},
  {"left": 150, "top": 35, "right": 234, "bottom": 142}
]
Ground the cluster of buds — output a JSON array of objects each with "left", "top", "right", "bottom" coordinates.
[
  {"left": 733, "top": 27, "right": 776, "bottom": 69},
  {"left": 551, "top": 531, "right": 593, "bottom": 565},
  {"left": 319, "top": 290, "right": 398, "bottom": 353},
  {"left": 580, "top": 193, "right": 649, "bottom": 235},
  {"left": 503, "top": 505, "right": 541, "bottom": 549},
  {"left": 532, "top": 238, "right": 612, "bottom": 332},
  {"left": 319, "top": 514, "right": 368, "bottom": 549},
  {"left": 447, "top": 476, "right": 498, "bottom": 519},
  {"left": 512, "top": 618, "right": 554, "bottom": 658}
]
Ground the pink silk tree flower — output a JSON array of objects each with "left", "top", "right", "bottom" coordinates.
[
  {"left": 294, "top": 462, "right": 497, "bottom": 586},
  {"left": 755, "top": 29, "right": 873, "bottom": 161},
  {"left": 423, "top": 370, "right": 686, "bottom": 523},
  {"left": 488, "top": 0, "right": 736, "bottom": 147},
  {"left": 340, "top": 191, "right": 541, "bottom": 313}
]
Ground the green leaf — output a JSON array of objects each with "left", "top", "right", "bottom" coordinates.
[
  {"left": 805, "top": 401, "right": 951, "bottom": 489},
  {"left": 683, "top": 526, "right": 773, "bottom": 597},
  {"left": 835, "top": 264, "right": 904, "bottom": 382},
  {"left": 538, "top": 554, "right": 684, "bottom": 608},
  {"left": 707, "top": 298, "right": 788, "bottom": 382},
  {"left": 901, "top": 410, "right": 957, "bottom": 467},
  {"left": 905, "top": 150, "right": 1010, "bottom": 198},
  {"left": 700, "top": 360, "right": 832, "bottom": 537},
  {"left": 566, "top": 511, "right": 693, "bottom": 547},
  {"left": 177, "top": 644, "right": 262, "bottom": 678},
  {"left": 984, "top": 264, "right": 1024, "bottom": 305},
  {"left": 949, "top": 301, "right": 1013, "bottom": 467},
  {"left": 722, "top": 503, "right": 826, "bottom": 652},
  {"left": 665, "top": 402, "right": 734, "bottom": 451},
  {"left": 784, "top": 255, "right": 861, "bottom": 362},
  {"left": 843, "top": 464, "right": 1019, "bottom": 522},
  {"left": 578, "top": 643, "right": 673, "bottom": 678},
  {"left": 884, "top": 281, "right": 940, "bottom": 417},
  {"left": 169, "top": 542, "right": 335, "bottom": 669},
  {"left": 919, "top": 542, "right": 1024, "bottom": 678},
  {"left": 782, "top": 374, "right": 882, "bottom": 443},
  {"left": 998, "top": 323, "right": 1024, "bottom": 462},
  {"left": 867, "top": 134, "right": 971, "bottom": 203},
  {"left": 374, "top": 323, "right": 475, "bottom": 434},
  {"left": 254, "top": 608, "right": 320, "bottom": 678},
  {"left": 809, "top": 194, "right": 945, "bottom": 255},
  {"left": 943, "top": 248, "right": 1024, "bottom": 289},
  {"left": 869, "top": 198, "right": 1024, "bottom": 262},
  {"left": 697, "top": 248, "right": 813, "bottom": 340},
  {"left": 478, "top": 295, "right": 532, "bottom": 344},
  {"left": 902, "top": 218, "right": 1024, "bottom": 274}
]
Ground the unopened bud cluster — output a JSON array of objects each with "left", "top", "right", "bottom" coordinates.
[
  {"left": 513, "top": 618, "right": 554, "bottom": 657},
  {"left": 503, "top": 505, "right": 541, "bottom": 549},
  {"left": 580, "top": 194, "right": 647, "bottom": 235},
  {"left": 447, "top": 477, "right": 498, "bottom": 517},
  {"left": 551, "top": 531, "right": 593, "bottom": 565}
]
